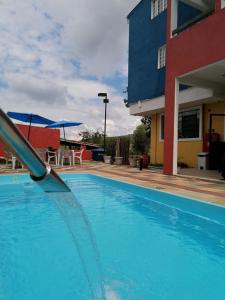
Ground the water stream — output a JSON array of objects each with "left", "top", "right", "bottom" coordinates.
[{"left": 47, "top": 190, "right": 106, "bottom": 300}]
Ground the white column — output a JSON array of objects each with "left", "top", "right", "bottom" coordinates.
[
  {"left": 171, "top": 0, "right": 178, "bottom": 37},
  {"left": 12, "top": 156, "right": 16, "bottom": 170},
  {"left": 172, "top": 78, "right": 179, "bottom": 175}
]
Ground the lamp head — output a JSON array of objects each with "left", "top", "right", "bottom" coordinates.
[
  {"left": 124, "top": 99, "right": 129, "bottom": 108},
  {"left": 98, "top": 92, "right": 107, "bottom": 98}
]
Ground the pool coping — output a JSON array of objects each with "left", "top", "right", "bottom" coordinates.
[
  {"left": 75, "top": 167, "right": 225, "bottom": 206},
  {"left": 83, "top": 173, "right": 225, "bottom": 210}
]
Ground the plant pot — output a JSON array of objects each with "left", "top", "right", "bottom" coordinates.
[
  {"left": 129, "top": 157, "right": 137, "bottom": 167},
  {"left": 103, "top": 155, "right": 111, "bottom": 164},
  {"left": 115, "top": 157, "right": 123, "bottom": 165},
  {"left": 142, "top": 153, "right": 150, "bottom": 168}
]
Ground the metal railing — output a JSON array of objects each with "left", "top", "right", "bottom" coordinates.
[{"left": 172, "top": 9, "right": 214, "bottom": 36}]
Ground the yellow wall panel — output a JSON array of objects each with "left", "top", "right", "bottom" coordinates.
[
  {"left": 150, "top": 113, "right": 163, "bottom": 165},
  {"left": 177, "top": 141, "right": 202, "bottom": 167},
  {"left": 150, "top": 101, "right": 225, "bottom": 167},
  {"left": 204, "top": 101, "right": 225, "bottom": 141}
]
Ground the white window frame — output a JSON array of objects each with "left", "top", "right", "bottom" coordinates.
[
  {"left": 151, "top": 0, "right": 167, "bottom": 19},
  {"left": 159, "top": 106, "right": 203, "bottom": 142},
  {"left": 151, "top": 0, "right": 158, "bottom": 19},
  {"left": 222, "top": 0, "right": 225, "bottom": 8},
  {"left": 157, "top": 45, "right": 166, "bottom": 69}
]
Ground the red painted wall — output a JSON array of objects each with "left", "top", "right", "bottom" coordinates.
[
  {"left": 82, "top": 150, "right": 92, "bottom": 161},
  {"left": 164, "top": 5, "right": 225, "bottom": 174},
  {"left": 0, "top": 124, "right": 60, "bottom": 157},
  {"left": 0, "top": 124, "right": 94, "bottom": 161},
  {"left": 0, "top": 142, "right": 6, "bottom": 158},
  {"left": 166, "top": 8, "right": 225, "bottom": 77}
]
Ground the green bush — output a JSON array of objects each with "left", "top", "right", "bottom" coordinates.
[{"left": 132, "top": 124, "right": 149, "bottom": 155}]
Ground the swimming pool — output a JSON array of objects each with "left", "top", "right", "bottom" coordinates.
[{"left": 0, "top": 173, "right": 225, "bottom": 299}]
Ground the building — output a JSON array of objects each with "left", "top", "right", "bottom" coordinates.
[
  {"left": 0, "top": 124, "right": 60, "bottom": 158},
  {"left": 127, "top": 0, "right": 225, "bottom": 175},
  {"left": 0, "top": 125, "right": 94, "bottom": 162}
]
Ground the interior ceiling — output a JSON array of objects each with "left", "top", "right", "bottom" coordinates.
[
  {"left": 192, "top": 60, "right": 225, "bottom": 84},
  {"left": 180, "top": 59, "right": 225, "bottom": 86},
  {"left": 180, "top": 0, "right": 215, "bottom": 11},
  {"left": 202, "top": 0, "right": 215, "bottom": 9}
]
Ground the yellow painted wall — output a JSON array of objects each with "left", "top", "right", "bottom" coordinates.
[
  {"left": 150, "top": 100, "right": 225, "bottom": 167},
  {"left": 203, "top": 101, "right": 225, "bottom": 140},
  {"left": 150, "top": 113, "right": 164, "bottom": 165},
  {"left": 177, "top": 141, "right": 202, "bottom": 167}
]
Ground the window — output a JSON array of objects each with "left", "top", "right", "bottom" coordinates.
[
  {"left": 178, "top": 109, "right": 200, "bottom": 139},
  {"left": 151, "top": 0, "right": 167, "bottom": 19},
  {"left": 160, "top": 108, "right": 201, "bottom": 140},
  {"left": 151, "top": 0, "right": 158, "bottom": 18},
  {"left": 158, "top": 45, "right": 166, "bottom": 69}
]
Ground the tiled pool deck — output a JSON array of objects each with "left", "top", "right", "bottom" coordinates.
[{"left": 1, "top": 162, "right": 225, "bottom": 206}]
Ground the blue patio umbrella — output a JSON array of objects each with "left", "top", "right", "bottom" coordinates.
[
  {"left": 46, "top": 120, "right": 82, "bottom": 140},
  {"left": 7, "top": 111, "right": 55, "bottom": 140}
]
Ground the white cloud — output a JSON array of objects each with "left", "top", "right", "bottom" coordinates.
[
  {"left": 0, "top": 0, "right": 141, "bottom": 138},
  {"left": 36, "top": 0, "right": 138, "bottom": 77},
  {"left": 7, "top": 73, "right": 68, "bottom": 104}
]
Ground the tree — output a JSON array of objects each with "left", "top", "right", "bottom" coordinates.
[
  {"left": 141, "top": 116, "right": 151, "bottom": 138},
  {"left": 79, "top": 129, "right": 104, "bottom": 145},
  {"left": 132, "top": 124, "right": 149, "bottom": 154}
]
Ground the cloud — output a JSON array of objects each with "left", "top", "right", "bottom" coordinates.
[
  {"left": 0, "top": 0, "right": 140, "bottom": 138},
  {"left": 36, "top": 0, "right": 138, "bottom": 77},
  {"left": 7, "top": 73, "right": 68, "bottom": 104}
]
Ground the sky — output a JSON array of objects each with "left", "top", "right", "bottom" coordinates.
[{"left": 0, "top": 0, "right": 141, "bottom": 139}]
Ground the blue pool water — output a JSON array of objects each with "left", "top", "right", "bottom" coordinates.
[{"left": 0, "top": 173, "right": 225, "bottom": 300}]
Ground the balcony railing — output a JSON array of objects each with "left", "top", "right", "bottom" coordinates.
[{"left": 172, "top": 8, "right": 214, "bottom": 36}]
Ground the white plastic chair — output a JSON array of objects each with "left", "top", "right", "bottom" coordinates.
[
  {"left": 72, "top": 149, "right": 84, "bottom": 165},
  {"left": 0, "top": 156, "right": 7, "bottom": 168},
  {"left": 60, "top": 150, "right": 72, "bottom": 166},
  {"left": 47, "top": 150, "right": 58, "bottom": 165},
  {"left": 35, "top": 148, "right": 47, "bottom": 162},
  {"left": 5, "top": 150, "right": 23, "bottom": 169},
  {"left": 11, "top": 156, "right": 17, "bottom": 169},
  {"left": 10, "top": 155, "right": 23, "bottom": 169}
]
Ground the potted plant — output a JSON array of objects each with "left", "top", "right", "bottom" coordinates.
[
  {"left": 114, "top": 138, "right": 123, "bottom": 165},
  {"left": 128, "top": 143, "right": 137, "bottom": 167},
  {"left": 129, "top": 124, "right": 150, "bottom": 168},
  {"left": 142, "top": 152, "right": 150, "bottom": 168},
  {"left": 103, "top": 137, "right": 114, "bottom": 164},
  {"left": 103, "top": 153, "right": 111, "bottom": 164},
  {"left": 128, "top": 154, "right": 137, "bottom": 167}
]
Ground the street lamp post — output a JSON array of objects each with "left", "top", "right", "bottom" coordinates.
[{"left": 98, "top": 92, "right": 109, "bottom": 153}]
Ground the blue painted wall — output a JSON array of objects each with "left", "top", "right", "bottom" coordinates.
[
  {"left": 127, "top": 0, "right": 201, "bottom": 104},
  {"left": 128, "top": 0, "right": 166, "bottom": 103}
]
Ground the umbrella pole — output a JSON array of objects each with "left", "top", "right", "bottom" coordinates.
[
  {"left": 27, "top": 116, "right": 32, "bottom": 141},
  {"left": 63, "top": 125, "right": 66, "bottom": 140}
]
